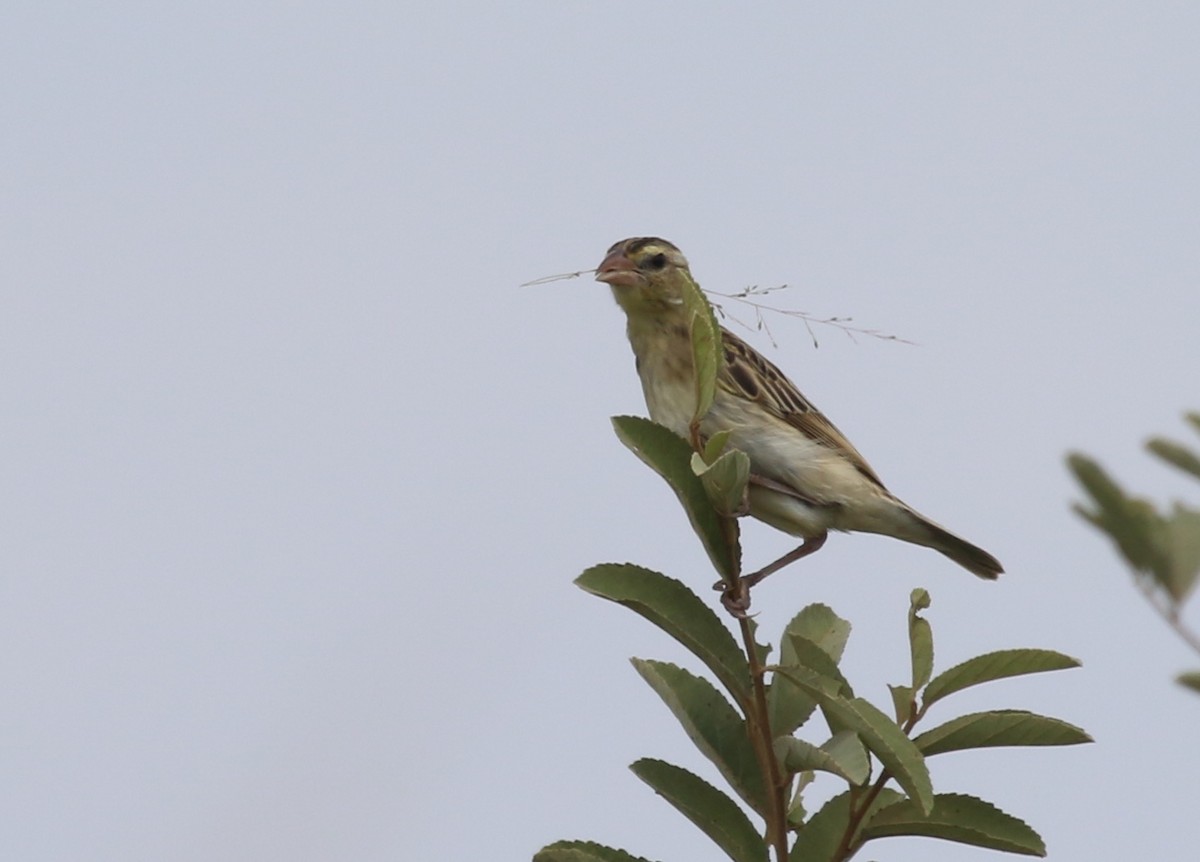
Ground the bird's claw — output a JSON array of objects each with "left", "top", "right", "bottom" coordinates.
[{"left": 715, "top": 577, "right": 754, "bottom": 618}]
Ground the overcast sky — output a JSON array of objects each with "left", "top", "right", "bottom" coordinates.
[{"left": 4, "top": 4, "right": 1199, "bottom": 861}]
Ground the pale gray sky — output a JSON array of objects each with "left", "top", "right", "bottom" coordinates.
[{"left": 3, "top": 3, "right": 1199, "bottom": 861}]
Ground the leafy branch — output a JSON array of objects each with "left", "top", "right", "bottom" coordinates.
[
  {"left": 1068, "top": 411, "right": 1200, "bottom": 693},
  {"left": 535, "top": 275, "right": 1089, "bottom": 862}
]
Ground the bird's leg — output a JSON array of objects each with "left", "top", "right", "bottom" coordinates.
[
  {"left": 716, "top": 531, "right": 829, "bottom": 617},
  {"left": 743, "top": 531, "right": 828, "bottom": 588}
]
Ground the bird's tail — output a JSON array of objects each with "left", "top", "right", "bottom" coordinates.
[{"left": 910, "top": 514, "right": 1003, "bottom": 579}]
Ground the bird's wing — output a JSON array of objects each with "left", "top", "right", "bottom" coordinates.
[{"left": 717, "top": 328, "right": 888, "bottom": 489}]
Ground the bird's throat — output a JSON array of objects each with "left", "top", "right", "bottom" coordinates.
[{"left": 622, "top": 311, "right": 699, "bottom": 437}]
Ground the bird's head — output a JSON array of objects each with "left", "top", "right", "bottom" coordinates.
[{"left": 595, "top": 237, "right": 692, "bottom": 315}]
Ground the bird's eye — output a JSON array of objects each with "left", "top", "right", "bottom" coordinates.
[{"left": 644, "top": 252, "right": 669, "bottom": 271}]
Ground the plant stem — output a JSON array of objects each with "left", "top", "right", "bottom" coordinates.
[
  {"left": 833, "top": 770, "right": 889, "bottom": 860},
  {"left": 835, "top": 704, "right": 922, "bottom": 859},
  {"left": 1136, "top": 576, "right": 1200, "bottom": 657},
  {"left": 696, "top": 418, "right": 788, "bottom": 858},
  {"left": 736, "top": 617, "right": 790, "bottom": 862}
]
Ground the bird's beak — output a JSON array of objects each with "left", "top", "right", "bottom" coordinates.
[{"left": 595, "top": 249, "right": 640, "bottom": 288}]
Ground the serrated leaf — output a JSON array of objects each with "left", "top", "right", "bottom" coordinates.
[
  {"left": 922, "top": 649, "right": 1081, "bottom": 708},
  {"left": 774, "top": 667, "right": 933, "bottom": 813},
  {"left": 782, "top": 603, "right": 852, "bottom": 660},
  {"left": 914, "top": 710, "right": 1092, "bottom": 756},
  {"left": 1176, "top": 671, "right": 1200, "bottom": 694},
  {"left": 821, "top": 731, "right": 871, "bottom": 785},
  {"left": 703, "top": 429, "right": 733, "bottom": 464},
  {"left": 534, "top": 841, "right": 658, "bottom": 862},
  {"left": 775, "top": 731, "right": 869, "bottom": 785},
  {"left": 789, "top": 788, "right": 904, "bottom": 862},
  {"left": 746, "top": 617, "right": 772, "bottom": 666},
  {"left": 768, "top": 606, "right": 852, "bottom": 735},
  {"left": 575, "top": 564, "right": 751, "bottom": 707},
  {"left": 907, "top": 589, "right": 933, "bottom": 691},
  {"left": 789, "top": 791, "right": 851, "bottom": 862},
  {"left": 612, "top": 415, "right": 740, "bottom": 579},
  {"left": 631, "top": 659, "right": 767, "bottom": 816},
  {"left": 692, "top": 448, "right": 751, "bottom": 517},
  {"left": 630, "top": 759, "right": 768, "bottom": 862},
  {"left": 785, "top": 770, "right": 814, "bottom": 827},
  {"left": 770, "top": 636, "right": 852, "bottom": 737},
  {"left": 788, "top": 635, "right": 853, "bottom": 693},
  {"left": 1147, "top": 436, "right": 1200, "bottom": 481},
  {"left": 862, "top": 793, "right": 1046, "bottom": 856},
  {"left": 888, "top": 684, "right": 915, "bottom": 726},
  {"left": 679, "top": 269, "right": 721, "bottom": 424}
]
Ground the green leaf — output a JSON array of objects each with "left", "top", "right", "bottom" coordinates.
[
  {"left": 691, "top": 448, "right": 751, "bottom": 518},
  {"left": 690, "top": 310, "right": 717, "bottom": 423},
  {"left": 888, "top": 684, "right": 915, "bottom": 726},
  {"left": 787, "top": 635, "right": 854, "bottom": 692},
  {"left": 907, "top": 588, "right": 934, "bottom": 691},
  {"left": 862, "top": 793, "right": 1046, "bottom": 856},
  {"left": 744, "top": 619, "right": 772, "bottom": 667},
  {"left": 781, "top": 603, "right": 852, "bottom": 661},
  {"left": 1176, "top": 671, "right": 1200, "bottom": 694},
  {"left": 630, "top": 759, "right": 768, "bottom": 862},
  {"left": 612, "top": 415, "right": 740, "bottom": 579},
  {"left": 1163, "top": 502, "right": 1200, "bottom": 602},
  {"left": 768, "top": 605, "right": 852, "bottom": 735},
  {"left": 1068, "top": 453, "right": 1166, "bottom": 574},
  {"left": 746, "top": 618, "right": 772, "bottom": 666},
  {"left": 679, "top": 269, "right": 721, "bottom": 424},
  {"left": 774, "top": 667, "right": 933, "bottom": 813},
  {"left": 770, "top": 636, "right": 852, "bottom": 736},
  {"left": 631, "top": 659, "right": 767, "bottom": 816},
  {"left": 914, "top": 710, "right": 1092, "bottom": 756},
  {"left": 923, "top": 649, "right": 1081, "bottom": 708},
  {"left": 1187, "top": 411, "right": 1200, "bottom": 436},
  {"left": 576, "top": 564, "right": 751, "bottom": 707},
  {"left": 775, "top": 731, "right": 869, "bottom": 785},
  {"left": 786, "top": 771, "right": 814, "bottom": 827},
  {"left": 789, "top": 788, "right": 904, "bottom": 862},
  {"left": 789, "top": 791, "right": 850, "bottom": 862},
  {"left": 703, "top": 429, "right": 733, "bottom": 464},
  {"left": 820, "top": 731, "right": 871, "bottom": 785},
  {"left": 534, "top": 841, "right": 657, "bottom": 862},
  {"left": 1147, "top": 436, "right": 1200, "bottom": 481}
]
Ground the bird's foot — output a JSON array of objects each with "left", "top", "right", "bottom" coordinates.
[
  {"left": 714, "top": 577, "right": 755, "bottom": 618},
  {"left": 712, "top": 532, "right": 830, "bottom": 618}
]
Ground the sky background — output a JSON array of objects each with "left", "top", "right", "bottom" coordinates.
[{"left": 3, "top": 3, "right": 1198, "bottom": 861}]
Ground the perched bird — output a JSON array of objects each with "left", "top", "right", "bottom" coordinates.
[{"left": 595, "top": 237, "right": 1002, "bottom": 609}]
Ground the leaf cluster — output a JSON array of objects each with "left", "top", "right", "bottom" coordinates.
[
  {"left": 1068, "top": 411, "right": 1200, "bottom": 691},
  {"left": 537, "top": 280, "right": 1089, "bottom": 862},
  {"left": 538, "top": 560, "right": 1086, "bottom": 862},
  {"left": 538, "top": 417, "right": 1088, "bottom": 862}
]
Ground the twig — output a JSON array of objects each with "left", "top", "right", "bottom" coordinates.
[
  {"left": 736, "top": 616, "right": 791, "bottom": 862},
  {"left": 521, "top": 270, "right": 914, "bottom": 349},
  {"left": 707, "top": 286, "right": 915, "bottom": 348},
  {"left": 1135, "top": 575, "right": 1200, "bottom": 657},
  {"left": 519, "top": 269, "right": 594, "bottom": 286},
  {"left": 714, "top": 304, "right": 782, "bottom": 348}
]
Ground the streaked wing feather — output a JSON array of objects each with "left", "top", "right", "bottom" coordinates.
[{"left": 718, "top": 328, "right": 887, "bottom": 489}]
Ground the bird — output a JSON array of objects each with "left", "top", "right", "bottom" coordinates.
[{"left": 595, "top": 236, "right": 1002, "bottom": 611}]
